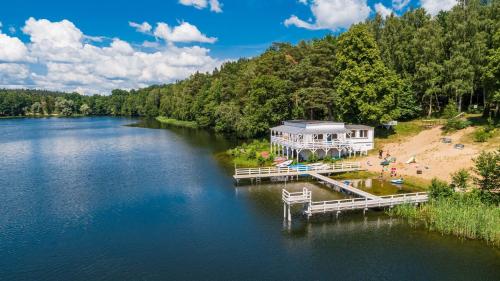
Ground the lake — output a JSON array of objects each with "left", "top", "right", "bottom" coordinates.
[{"left": 0, "top": 117, "right": 498, "bottom": 281}]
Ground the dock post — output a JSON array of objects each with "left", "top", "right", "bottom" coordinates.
[
  {"left": 287, "top": 204, "right": 292, "bottom": 222},
  {"left": 283, "top": 203, "right": 287, "bottom": 220}
]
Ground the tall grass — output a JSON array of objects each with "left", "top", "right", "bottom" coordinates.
[
  {"left": 389, "top": 194, "right": 500, "bottom": 246},
  {"left": 155, "top": 116, "right": 198, "bottom": 129}
]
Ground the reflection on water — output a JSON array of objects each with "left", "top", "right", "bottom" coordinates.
[{"left": 347, "top": 178, "right": 424, "bottom": 195}]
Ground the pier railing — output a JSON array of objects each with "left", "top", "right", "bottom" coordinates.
[
  {"left": 282, "top": 188, "right": 312, "bottom": 204},
  {"left": 306, "top": 192, "right": 428, "bottom": 214},
  {"left": 234, "top": 162, "right": 361, "bottom": 176}
]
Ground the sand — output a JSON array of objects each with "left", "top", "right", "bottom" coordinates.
[{"left": 361, "top": 126, "right": 480, "bottom": 182}]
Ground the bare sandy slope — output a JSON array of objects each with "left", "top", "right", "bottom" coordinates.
[{"left": 362, "top": 126, "right": 480, "bottom": 182}]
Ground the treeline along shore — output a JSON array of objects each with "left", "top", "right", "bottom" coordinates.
[{"left": 1, "top": 1, "right": 500, "bottom": 138}]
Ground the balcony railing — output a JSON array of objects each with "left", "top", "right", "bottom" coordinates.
[{"left": 271, "top": 136, "right": 353, "bottom": 150}]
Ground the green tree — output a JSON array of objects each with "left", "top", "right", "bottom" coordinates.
[
  {"left": 55, "top": 97, "right": 74, "bottom": 116},
  {"left": 80, "top": 103, "right": 91, "bottom": 115},
  {"left": 473, "top": 149, "right": 500, "bottom": 192},
  {"left": 333, "top": 24, "right": 412, "bottom": 124},
  {"left": 451, "top": 169, "right": 470, "bottom": 191}
]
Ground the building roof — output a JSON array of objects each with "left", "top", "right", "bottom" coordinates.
[
  {"left": 270, "top": 120, "right": 373, "bottom": 134},
  {"left": 271, "top": 124, "right": 351, "bottom": 134},
  {"left": 284, "top": 120, "right": 344, "bottom": 125},
  {"left": 345, "top": 124, "right": 373, "bottom": 130}
]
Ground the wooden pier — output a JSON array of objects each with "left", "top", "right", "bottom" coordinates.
[
  {"left": 233, "top": 162, "right": 428, "bottom": 222},
  {"left": 307, "top": 172, "right": 379, "bottom": 200},
  {"left": 233, "top": 162, "right": 363, "bottom": 180},
  {"left": 283, "top": 188, "right": 428, "bottom": 221}
]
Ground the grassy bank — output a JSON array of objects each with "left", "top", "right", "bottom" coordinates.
[
  {"left": 155, "top": 116, "right": 198, "bottom": 129},
  {"left": 226, "top": 139, "right": 274, "bottom": 167},
  {"left": 389, "top": 194, "right": 500, "bottom": 246}
]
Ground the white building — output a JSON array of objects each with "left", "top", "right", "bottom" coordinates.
[{"left": 270, "top": 120, "right": 374, "bottom": 161}]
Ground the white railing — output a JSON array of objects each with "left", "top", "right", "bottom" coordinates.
[
  {"left": 307, "top": 192, "right": 428, "bottom": 214},
  {"left": 234, "top": 162, "right": 362, "bottom": 176},
  {"left": 282, "top": 188, "right": 312, "bottom": 204},
  {"left": 271, "top": 136, "right": 353, "bottom": 150}
]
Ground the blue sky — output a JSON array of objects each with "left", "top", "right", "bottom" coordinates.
[{"left": 0, "top": 0, "right": 457, "bottom": 94}]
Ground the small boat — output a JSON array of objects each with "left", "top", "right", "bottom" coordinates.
[
  {"left": 380, "top": 160, "right": 391, "bottom": 166},
  {"left": 390, "top": 178, "right": 404, "bottom": 184},
  {"left": 289, "top": 164, "right": 310, "bottom": 171},
  {"left": 276, "top": 160, "right": 293, "bottom": 168}
]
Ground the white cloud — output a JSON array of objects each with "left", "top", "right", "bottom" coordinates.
[
  {"left": 129, "top": 21, "right": 152, "bottom": 34},
  {"left": 153, "top": 22, "right": 217, "bottom": 43},
  {"left": 285, "top": 0, "right": 371, "bottom": 31},
  {"left": 0, "top": 17, "right": 222, "bottom": 94},
  {"left": 8, "top": 26, "right": 16, "bottom": 34},
  {"left": 392, "top": 0, "right": 410, "bottom": 10},
  {"left": 179, "top": 0, "right": 223, "bottom": 13},
  {"left": 0, "top": 32, "right": 28, "bottom": 62},
  {"left": 23, "top": 17, "right": 83, "bottom": 49},
  {"left": 375, "top": 3, "right": 393, "bottom": 18},
  {"left": 420, "top": 0, "right": 457, "bottom": 16},
  {"left": 0, "top": 63, "right": 30, "bottom": 86},
  {"left": 209, "top": 0, "right": 222, "bottom": 13},
  {"left": 284, "top": 15, "right": 317, "bottom": 30}
]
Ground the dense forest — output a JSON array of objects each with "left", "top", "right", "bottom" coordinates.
[{"left": 1, "top": 1, "right": 499, "bottom": 137}]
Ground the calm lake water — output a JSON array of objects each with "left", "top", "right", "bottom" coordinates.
[{"left": 0, "top": 117, "right": 498, "bottom": 281}]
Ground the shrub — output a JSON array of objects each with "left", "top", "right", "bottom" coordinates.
[
  {"left": 473, "top": 127, "right": 491, "bottom": 142},
  {"left": 428, "top": 178, "right": 454, "bottom": 199},
  {"left": 450, "top": 169, "right": 470, "bottom": 191},
  {"left": 444, "top": 118, "right": 470, "bottom": 131},
  {"left": 442, "top": 102, "right": 459, "bottom": 119},
  {"left": 257, "top": 155, "right": 266, "bottom": 166}
]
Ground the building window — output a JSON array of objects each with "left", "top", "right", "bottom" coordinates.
[
  {"left": 359, "top": 130, "right": 368, "bottom": 138},
  {"left": 350, "top": 130, "right": 356, "bottom": 138}
]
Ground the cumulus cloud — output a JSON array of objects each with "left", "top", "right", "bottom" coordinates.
[
  {"left": 153, "top": 21, "right": 217, "bottom": 43},
  {"left": 179, "top": 0, "right": 223, "bottom": 13},
  {"left": 0, "top": 32, "right": 28, "bottom": 62},
  {"left": 129, "top": 21, "right": 152, "bottom": 34},
  {"left": 0, "top": 63, "right": 30, "bottom": 86},
  {"left": 285, "top": 0, "right": 371, "bottom": 31},
  {"left": 0, "top": 17, "right": 222, "bottom": 94},
  {"left": 420, "top": 0, "right": 457, "bottom": 16},
  {"left": 392, "top": 0, "right": 410, "bottom": 11},
  {"left": 375, "top": 3, "right": 393, "bottom": 18}
]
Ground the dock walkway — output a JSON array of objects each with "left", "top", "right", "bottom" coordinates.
[
  {"left": 233, "top": 162, "right": 363, "bottom": 180},
  {"left": 282, "top": 188, "right": 428, "bottom": 221},
  {"left": 307, "top": 172, "right": 379, "bottom": 200}
]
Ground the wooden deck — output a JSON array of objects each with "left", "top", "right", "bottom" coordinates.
[
  {"left": 282, "top": 188, "right": 428, "bottom": 220},
  {"left": 233, "top": 162, "right": 363, "bottom": 180},
  {"left": 234, "top": 162, "right": 429, "bottom": 222},
  {"left": 305, "top": 192, "right": 428, "bottom": 215},
  {"left": 308, "top": 172, "right": 379, "bottom": 200}
]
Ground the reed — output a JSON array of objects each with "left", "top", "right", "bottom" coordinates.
[
  {"left": 389, "top": 194, "right": 500, "bottom": 246},
  {"left": 155, "top": 116, "right": 198, "bottom": 128}
]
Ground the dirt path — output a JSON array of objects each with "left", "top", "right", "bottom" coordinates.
[{"left": 361, "top": 126, "right": 479, "bottom": 182}]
